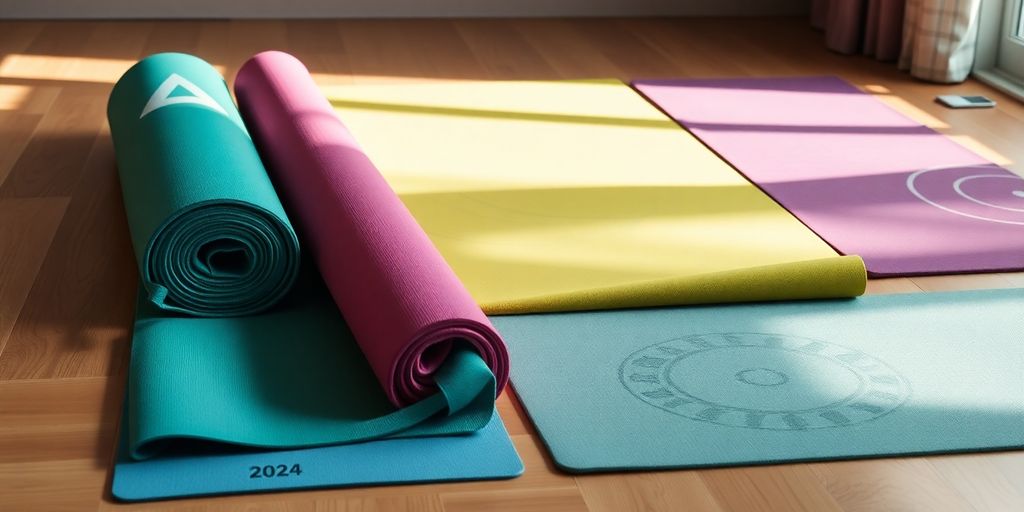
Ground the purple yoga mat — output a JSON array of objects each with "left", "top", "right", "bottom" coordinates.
[
  {"left": 235, "top": 51, "right": 509, "bottom": 406},
  {"left": 634, "top": 76, "right": 1024, "bottom": 276}
]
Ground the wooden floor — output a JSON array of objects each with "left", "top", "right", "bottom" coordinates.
[{"left": 1, "top": 17, "right": 1023, "bottom": 512}]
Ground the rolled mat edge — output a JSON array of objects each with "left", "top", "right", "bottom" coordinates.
[
  {"left": 108, "top": 53, "right": 301, "bottom": 317},
  {"left": 480, "top": 255, "right": 868, "bottom": 315}
]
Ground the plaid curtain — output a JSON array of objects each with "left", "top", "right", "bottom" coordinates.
[
  {"left": 813, "top": 0, "right": 983, "bottom": 84},
  {"left": 812, "top": 0, "right": 905, "bottom": 61},
  {"left": 899, "top": 0, "right": 983, "bottom": 83}
]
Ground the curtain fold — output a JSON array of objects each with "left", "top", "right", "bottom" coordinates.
[
  {"left": 812, "top": 0, "right": 905, "bottom": 60},
  {"left": 812, "top": 0, "right": 982, "bottom": 84},
  {"left": 899, "top": 0, "right": 983, "bottom": 83}
]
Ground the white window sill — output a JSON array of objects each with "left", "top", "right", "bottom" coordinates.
[{"left": 973, "top": 68, "right": 1024, "bottom": 103}]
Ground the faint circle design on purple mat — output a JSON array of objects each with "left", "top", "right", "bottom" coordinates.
[
  {"left": 906, "top": 165, "right": 1024, "bottom": 225},
  {"left": 618, "top": 333, "right": 910, "bottom": 430}
]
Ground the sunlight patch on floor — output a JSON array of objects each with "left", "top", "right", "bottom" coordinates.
[
  {"left": 948, "top": 134, "right": 1014, "bottom": 166},
  {"left": 310, "top": 73, "right": 472, "bottom": 86},
  {"left": 875, "top": 95, "right": 951, "bottom": 129},
  {"left": 0, "top": 54, "right": 227, "bottom": 84},
  {"left": 0, "top": 85, "right": 32, "bottom": 110}
]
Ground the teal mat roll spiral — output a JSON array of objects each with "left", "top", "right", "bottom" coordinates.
[{"left": 108, "top": 53, "right": 300, "bottom": 316}]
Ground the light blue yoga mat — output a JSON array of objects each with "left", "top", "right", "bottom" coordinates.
[
  {"left": 494, "top": 289, "right": 1024, "bottom": 472},
  {"left": 111, "top": 411, "right": 523, "bottom": 501}
]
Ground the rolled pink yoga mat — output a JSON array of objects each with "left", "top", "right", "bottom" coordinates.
[{"left": 236, "top": 51, "right": 508, "bottom": 406}]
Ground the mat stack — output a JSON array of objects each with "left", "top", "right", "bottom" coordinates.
[
  {"left": 314, "top": 67, "right": 1023, "bottom": 473},
  {"left": 108, "top": 53, "right": 520, "bottom": 501},
  {"left": 107, "top": 51, "right": 1023, "bottom": 499}
]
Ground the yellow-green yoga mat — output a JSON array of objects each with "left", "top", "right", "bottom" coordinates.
[
  {"left": 322, "top": 80, "right": 867, "bottom": 314},
  {"left": 108, "top": 53, "right": 300, "bottom": 317}
]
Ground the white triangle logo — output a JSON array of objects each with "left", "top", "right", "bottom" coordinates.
[{"left": 139, "top": 73, "right": 230, "bottom": 119}]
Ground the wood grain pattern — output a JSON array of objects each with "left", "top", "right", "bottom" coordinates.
[
  {"left": 0, "top": 17, "right": 1021, "bottom": 512},
  {"left": 701, "top": 465, "right": 844, "bottom": 512},
  {"left": 0, "top": 123, "right": 136, "bottom": 380},
  {"left": 929, "top": 454, "right": 1024, "bottom": 512},
  {"left": 811, "top": 459, "right": 979, "bottom": 512},
  {"left": 0, "top": 198, "right": 68, "bottom": 356},
  {"left": 576, "top": 472, "right": 723, "bottom": 512}
]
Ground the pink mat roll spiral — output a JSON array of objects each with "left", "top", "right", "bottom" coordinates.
[{"left": 235, "top": 51, "right": 509, "bottom": 406}]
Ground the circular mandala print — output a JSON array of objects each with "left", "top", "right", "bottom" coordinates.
[
  {"left": 619, "top": 333, "right": 910, "bottom": 430},
  {"left": 906, "top": 165, "right": 1024, "bottom": 225}
]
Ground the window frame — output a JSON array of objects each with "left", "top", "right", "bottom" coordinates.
[{"left": 975, "top": 0, "right": 1024, "bottom": 102}]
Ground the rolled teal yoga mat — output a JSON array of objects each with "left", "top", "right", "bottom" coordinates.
[
  {"left": 108, "top": 53, "right": 300, "bottom": 316},
  {"left": 494, "top": 289, "right": 1024, "bottom": 472}
]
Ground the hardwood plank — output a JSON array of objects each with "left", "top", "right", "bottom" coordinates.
[
  {"left": 0, "top": 22, "right": 145, "bottom": 88},
  {"left": 224, "top": 20, "right": 290, "bottom": 79},
  {"left": 0, "top": 26, "right": 145, "bottom": 194},
  {"left": 108, "top": 495, "right": 445, "bottom": 512},
  {"left": 811, "top": 459, "right": 977, "bottom": 512},
  {"left": 0, "top": 21, "right": 46, "bottom": 56},
  {"left": 516, "top": 19, "right": 621, "bottom": 80},
  {"left": 0, "top": 82, "right": 59, "bottom": 114},
  {"left": 0, "top": 127, "right": 136, "bottom": 380},
  {"left": 929, "top": 454, "right": 1024, "bottom": 512},
  {"left": 14, "top": 21, "right": 97, "bottom": 57},
  {"left": 286, "top": 20, "right": 346, "bottom": 57},
  {"left": 864, "top": 277, "right": 922, "bottom": 295},
  {"left": 454, "top": 19, "right": 559, "bottom": 80},
  {"left": 911, "top": 273, "right": 1018, "bottom": 293},
  {"left": 395, "top": 20, "right": 482, "bottom": 81},
  {"left": 441, "top": 487, "right": 588, "bottom": 512},
  {"left": 314, "top": 495, "right": 443, "bottom": 512},
  {"left": 1002, "top": 272, "right": 1024, "bottom": 287},
  {"left": 0, "top": 88, "right": 107, "bottom": 198},
  {"left": 75, "top": 22, "right": 154, "bottom": 60},
  {"left": 0, "top": 87, "right": 61, "bottom": 186},
  {"left": 0, "top": 198, "right": 69, "bottom": 359},
  {"left": 339, "top": 20, "right": 442, "bottom": 82},
  {"left": 556, "top": 19, "right": 675, "bottom": 79},
  {"left": 576, "top": 471, "right": 723, "bottom": 512},
  {"left": 496, "top": 390, "right": 535, "bottom": 437},
  {"left": 0, "top": 376, "right": 120, "bottom": 464},
  {"left": 316, "top": 495, "right": 444, "bottom": 512},
  {"left": 192, "top": 20, "right": 290, "bottom": 87},
  {"left": 140, "top": 20, "right": 203, "bottom": 56},
  {"left": 990, "top": 452, "right": 1024, "bottom": 497},
  {"left": 700, "top": 464, "right": 844, "bottom": 512},
  {"left": 192, "top": 20, "right": 231, "bottom": 68},
  {"left": 0, "top": 458, "right": 108, "bottom": 512},
  {"left": 624, "top": 18, "right": 750, "bottom": 78}
]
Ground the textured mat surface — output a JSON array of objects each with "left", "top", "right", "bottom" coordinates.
[
  {"left": 634, "top": 76, "right": 1024, "bottom": 276},
  {"left": 496, "top": 289, "right": 1024, "bottom": 472}
]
